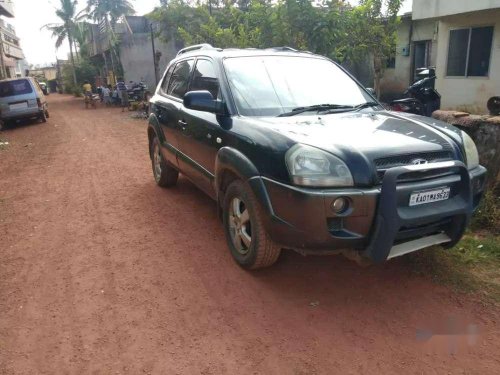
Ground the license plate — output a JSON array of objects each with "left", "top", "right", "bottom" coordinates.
[
  {"left": 9, "top": 102, "right": 28, "bottom": 110},
  {"left": 409, "top": 187, "right": 450, "bottom": 206}
]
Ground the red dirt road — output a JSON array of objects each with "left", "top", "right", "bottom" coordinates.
[{"left": 1, "top": 95, "right": 499, "bottom": 374}]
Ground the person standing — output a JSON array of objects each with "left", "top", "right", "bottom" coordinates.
[
  {"left": 102, "top": 85, "right": 111, "bottom": 106},
  {"left": 116, "top": 78, "right": 129, "bottom": 112}
]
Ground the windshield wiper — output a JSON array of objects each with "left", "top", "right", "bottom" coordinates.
[
  {"left": 278, "top": 104, "right": 353, "bottom": 117},
  {"left": 353, "top": 101, "right": 380, "bottom": 111}
]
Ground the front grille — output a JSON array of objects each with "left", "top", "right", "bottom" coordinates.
[
  {"left": 375, "top": 151, "right": 454, "bottom": 182},
  {"left": 374, "top": 151, "right": 453, "bottom": 169}
]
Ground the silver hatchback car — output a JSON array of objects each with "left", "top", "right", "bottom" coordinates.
[{"left": 0, "top": 77, "right": 49, "bottom": 125}]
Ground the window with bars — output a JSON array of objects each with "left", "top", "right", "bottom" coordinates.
[{"left": 446, "top": 26, "right": 494, "bottom": 77}]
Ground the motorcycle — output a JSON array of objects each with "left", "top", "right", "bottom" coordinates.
[
  {"left": 390, "top": 67, "right": 441, "bottom": 117},
  {"left": 127, "top": 82, "right": 148, "bottom": 102}
]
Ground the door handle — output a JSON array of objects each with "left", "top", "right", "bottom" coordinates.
[{"left": 178, "top": 120, "right": 187, "bottom": 130}]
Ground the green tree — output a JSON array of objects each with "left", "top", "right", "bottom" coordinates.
[
  {"left": 42, "top": 0, "right": 85, "bottom": 86},
  {"left": 149, "top": 0, "right": 402, "bottom": 96},
  {"left": 345, "top": 0, "right": 403, "bottom": 97}
]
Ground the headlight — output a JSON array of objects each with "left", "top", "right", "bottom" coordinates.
[
  {"left": 461, "top": 131, "right": 479, "bottom": 170},
  {"left": 285, "top": 144, "right": 354, "bottom": 187}
]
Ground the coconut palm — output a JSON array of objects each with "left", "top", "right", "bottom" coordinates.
[
  {"left": 86, "top": 0, "right": 135, "bottom": 78},
  {"left": 42, "top": 0, "right": 86, "bottom": 86},
  {"left": 87, "top": 0, "right": 134, "bottom": 26}
]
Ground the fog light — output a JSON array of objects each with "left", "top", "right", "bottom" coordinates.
[{"left": 332, "top": 197, "right": 348, "bottom": 214}]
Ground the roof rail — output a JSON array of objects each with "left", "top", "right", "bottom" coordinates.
[
  {"left": 265, "top": 46, "right": 298, "bottom": 52},
  {"left": 177, "top": 44, "right": 214, "bottom": 56}
]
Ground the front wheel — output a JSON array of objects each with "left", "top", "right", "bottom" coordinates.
[
  {"left": 223, "top": 180, "right": 281, "bottom": 269},
  {"left": 151, "top": 136, "right": 178, "bottom": 187}
]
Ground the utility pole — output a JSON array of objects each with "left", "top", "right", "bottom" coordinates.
[{"left": 150, "top": 23, "right": 158, "bottom": 86}]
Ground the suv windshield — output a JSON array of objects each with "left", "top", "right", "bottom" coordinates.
[
  {"left": 223, "top": 56, "right": 374, "bottom": 117},
  {"left": 0, "top": 79, "right": 33, "bottom": 98}
]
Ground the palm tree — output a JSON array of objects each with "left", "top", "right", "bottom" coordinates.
[
  {"left": 86, "top": 0, "right": 135, "bottom": 78},
  {"left": 42, "top": 0, "right": 85, "bottom": 86},
  {"left": 87, "top": 0, "right": 134, "bottom": 26}
]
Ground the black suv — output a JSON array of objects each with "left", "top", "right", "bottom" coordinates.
[{"left": 147, "top": 44, "right": 486, "bottom": 269}]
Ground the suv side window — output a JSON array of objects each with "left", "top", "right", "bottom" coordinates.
[
  {"left": 167, "top": 59, "right": 194, "bottom": 99},
  {"left": 160, "top": 65, "right": 175, "bottom": 94},
  {"left": 190, "top": 59, "right": 219, "bottom": 99}
]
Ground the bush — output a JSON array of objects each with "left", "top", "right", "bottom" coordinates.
[
  {"left": 61, "top": 59, "right": 99, "bottom": 95},
  {"left": 471, "top": 184, "right": 500, "bottom": 235}
]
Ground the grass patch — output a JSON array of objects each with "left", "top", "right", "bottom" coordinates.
[
  {"left": 407, "top": 233, "right": 500, "bottom": 301},
  {"left": 470, "top": 186, "right": 500, "bottom": 236}
]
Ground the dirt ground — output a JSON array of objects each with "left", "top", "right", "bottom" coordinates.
[{"left": 0, "top": 95, "right": 499, "bottom": 374}]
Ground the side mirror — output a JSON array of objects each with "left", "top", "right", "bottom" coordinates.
[
  {"left": 184, "top": 90, "right": 223, "bottom": 114},
  {"left": 366, "top": 88, "right": 376, "bottom": 96}
]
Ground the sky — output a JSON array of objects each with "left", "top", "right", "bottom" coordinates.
[
  {"left": 6, "top": 0, "right": 412, "bottom": 67},
  {"left": 8, "top": 0, "right": 161, "bottom": 66}
]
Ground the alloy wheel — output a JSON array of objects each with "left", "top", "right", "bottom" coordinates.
[{"left": 228, "top": 197, "right": 252, "bottom": 255}]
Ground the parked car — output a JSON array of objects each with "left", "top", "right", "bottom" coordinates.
[
  {"left": 147, "top": 44, "right": 487, "bottom": 269},
  {"left": 0, "top": 77, "right": 49, "bottom": 126}
]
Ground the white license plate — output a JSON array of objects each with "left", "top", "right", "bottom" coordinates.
[
  {"left": 409, "top": 187, "right": 451, "bottom": 207},
  {"left": 9, "top": 102, "right": 28, "bottom": 110}
]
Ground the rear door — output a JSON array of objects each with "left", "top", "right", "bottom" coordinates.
[
  {"left": 177, "top": 58, "right": 224, "bottom": 198},
  {"left": 151, "top": 59, "right": 194, "bottom": 166}
]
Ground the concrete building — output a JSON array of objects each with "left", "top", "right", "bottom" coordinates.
[
  {"left": 0, "top": 3, "right": 26, "bottom": 79},
  {"left": 85, "top": 16, "right": 177, "bottom": 89},
  {"left": 0, "top": 2, "right": 15, "bottom": 18},
  {"left": 380, "top": 0, "right": 500, "bottom": 112}
]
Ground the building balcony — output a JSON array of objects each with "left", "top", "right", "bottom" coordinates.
[{"left": 3, "top": 43, "right": 24, "bottom": 60}]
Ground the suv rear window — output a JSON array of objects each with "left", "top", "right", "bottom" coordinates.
[{"left": 0, "top": 79, "right": 33, "bottom": 98}]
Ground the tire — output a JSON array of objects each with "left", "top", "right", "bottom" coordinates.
[
  {"left": 150, "top": 136, "right": 178, "bottom": 187},
  {"left": 223, "top": 180, "right": 281, "bottom": 269}
]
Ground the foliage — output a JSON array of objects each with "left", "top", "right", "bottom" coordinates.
[
  {"left": 42, "top": 0, "right": 86, "bottom": 85},
  {"left": 149, "top": 0, "right": 402, "bottom": 92},
  {"left": 471, "top": 185, "right": 500, "bottom": 235},
  {"left": 61, "top": 59, "right": 99, "bottom": 96},
  {"left": 87, "top": 0, "right": 135, "bottom": 25}
]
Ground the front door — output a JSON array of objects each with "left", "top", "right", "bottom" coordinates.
[
  {"left": 177, "top": 58, "right": 224, "bottom": 199},
  {"left": 412, "top": 40, "right": 431, "bottom": 81},
  {"left": 152, "top": 59, "right": 194, "bottom": 166}
]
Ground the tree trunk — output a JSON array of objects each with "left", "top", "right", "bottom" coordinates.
[
  {"left": 373, "top": 55, "right": 383, "bottom": 99},
  {"left": 74, "top": 40, "right": 79, "bottom": 61},
  {"left": 68, "top": 33, "right": 78, "bottom": 87}
]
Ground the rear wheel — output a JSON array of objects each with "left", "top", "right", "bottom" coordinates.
[
  {"left": 151, "top": 136, "right": 178, "bottom": 187},
  {"left": 223, "top": 180, "right": 281, "bottom": 269}
]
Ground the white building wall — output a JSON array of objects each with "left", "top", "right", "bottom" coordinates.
[
  {"left": 413, "top": 0, "right": 500, "bottom": 20},
  {"left": 434, "top": 9, "right": 500, "bottom": 112}
]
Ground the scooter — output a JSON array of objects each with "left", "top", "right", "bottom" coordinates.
[{"left": 390, "top": 68, "right": 441, "bottom": 117}]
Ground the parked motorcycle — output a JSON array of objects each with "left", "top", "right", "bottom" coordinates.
[
  {"left": 390, "top": 68, "right": 441, "bottom": 117},
  {"left": 127, "top": 82, "right": 148, "bottom": 102}
]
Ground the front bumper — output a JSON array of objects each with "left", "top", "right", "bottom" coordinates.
[{"left": 249, "top": 162, "right": 487, "bottom": 263}]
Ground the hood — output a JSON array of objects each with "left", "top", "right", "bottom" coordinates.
[{"left": 252, "top": 111, "right": 455, "bottom": 161}]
